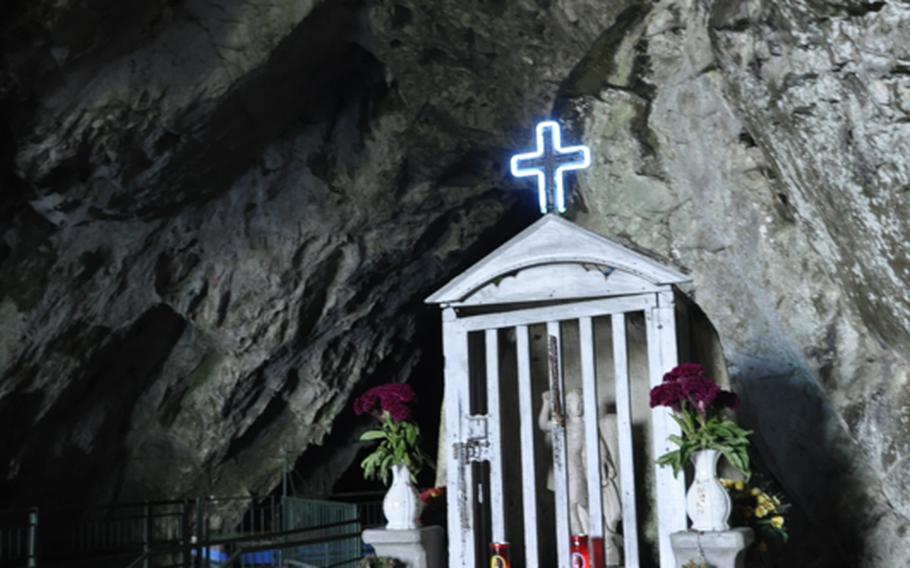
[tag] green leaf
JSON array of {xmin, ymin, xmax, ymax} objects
[
  {"xmin": 656, "ymin": 449, "xmax": 687, "ymax": 478},
  {"xmin": 362, "ymin": 453, "xmax": 379, "ymax": 480},
  {"xmin": 669, "ymin": 413, "xmax": 689, "ymax": 435},
  {"xmin": 360, "ymin": 430, "xmax": 387, "ymax": 442},
  {"xmin": 380, "ymin": 454, "xmax": 395, "ymax": 485}
]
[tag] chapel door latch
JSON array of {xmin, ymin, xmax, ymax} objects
[{"xmin": 454, "ymin": 415, "xmax": 490, "ymax": 463}]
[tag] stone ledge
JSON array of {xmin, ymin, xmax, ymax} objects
[
  {"xmin": 362, "ymin": 526, "xmax": 445, "ymax": 568},
  {"xmin": 671, "ymin": 528, "xmax": 754, "ymax": 568}
]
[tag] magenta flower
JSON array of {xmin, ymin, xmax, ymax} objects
[
  {"xmin": 353, "ymin": 392, "xmax": 378, "ymax": 416},
  {"xmin": 662, "ymin": 363, "xmax": 706, "ymax": 383},
  {"xmin": 649, "ymin": 381, "xmax": 683, "ymax": 410},
  {"xmin": 384, "ymin": 401, "xmax": 412, "ymax": 422},
  {"xmin": 650, "ymin": 364, "xmax": 739, "ymax": 418},
  {"xmin": 678, "ymin": 376, "xmax": 720, "ymax": 416},
  {"xmin": 353, "ymin": 383, "xmax": 417, "ymax": 422}
]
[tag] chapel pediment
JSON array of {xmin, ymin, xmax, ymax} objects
[{"xmin": 426, "ymin": 214, "xmax": 690, "ymax": 307}]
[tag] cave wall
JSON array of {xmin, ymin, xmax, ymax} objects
[
  {"xmin": 0, "ymin": 0, "xmax": 615, "ymax": 504},
  {"xmin": 564, "ymin": 0, "xmax": 910, "ymax": 565},
  {"xmin": 1, "ymin": 0, "xmax": 909, "ymax": 565}
]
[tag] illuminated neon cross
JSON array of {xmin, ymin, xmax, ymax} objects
[{"xmin": 510, "ymin": 120, "xmax": 591, "ymax": 214}]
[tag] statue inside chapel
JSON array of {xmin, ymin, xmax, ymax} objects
[{"xmin": 539, "ymin": 389, "xmax": 623, "ymax": 565}]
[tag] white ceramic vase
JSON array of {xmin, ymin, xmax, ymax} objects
[
  {"xmin": 383, "ymin": 463, "xmax": 421, "ymax": 530},
  {"xmin": 685, "ymin": 449, "xmax": 731, "ymax": 531}
]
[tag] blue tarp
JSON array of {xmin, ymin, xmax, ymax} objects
[{"xmin": 193, "ymin": 547, "xmax": 279, "ymax": 565}]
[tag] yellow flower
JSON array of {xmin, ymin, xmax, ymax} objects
[
  {"xmin": 751, "ymin": 488, "xmax": 761, "ymax": 496},
  {"xmin": 756, "ymin": 497, "xmax": 775, "ymax": 512},
  {"xmin": 734, "ymin": 480, "xmax": 745, "ymax": 491},
  {"xmin": 720, "ymin": 478, "xmax": 734, "ymax": 489},
  {"xmin": 771, "ymin": 516, "xmax": 784, "ymax": 529},
  {"xmin": 755, "ymin": 505, "xmax": 768, "ymax": 518}
]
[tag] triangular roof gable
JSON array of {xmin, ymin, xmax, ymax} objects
[{"xmin": 426, "ymin": 214, "xmax": 689, "ymax": 305}]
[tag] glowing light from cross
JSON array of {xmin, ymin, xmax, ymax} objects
[{"xmin": 510, "ymin": 120, "xmax": 591, "ymax": 214}]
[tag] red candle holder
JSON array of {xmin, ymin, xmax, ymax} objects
[
  {"xmin": 570, "ymin": 534, "xmax": 590, "ymax": 568},
  {"xmin": 490, "ymin": 542, "xmax": 510, "ymax": 568}
]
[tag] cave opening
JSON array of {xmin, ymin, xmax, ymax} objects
[{"xmin": 1, "ymin": 0, "xmax": 905, "ymax": 565}]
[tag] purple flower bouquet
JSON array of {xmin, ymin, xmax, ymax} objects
[
  {"xmin": 354, "ymin": 383, "xmax": 425, "ymax": 484},
  {"xmin": 650, "ymin": 364, "xmax": 751, "ymax": 478}
]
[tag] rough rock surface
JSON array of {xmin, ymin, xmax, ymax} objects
[
  {"xmin": 568, "ymin": 0, "xmax": 910, "ymax": 565},
  {"xmin": 0, "ymin": 0, "xmax": 612, "ymax": 504},
  {"xmin": 1, "ymin": 0, "xmax": 909, "ymax": 566}
]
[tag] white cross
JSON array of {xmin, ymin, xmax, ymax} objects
[{"xmin": 510, "ymin": 120, "xmax": 591, "ymax": 214}]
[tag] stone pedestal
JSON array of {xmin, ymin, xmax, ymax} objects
[
  {"xmin": 362, "ymin": 526, "xmax": 445, "ymax": 568},
  {"xmin": 670, "ymin": 528, "xmax": 753, "ymax": 568}
]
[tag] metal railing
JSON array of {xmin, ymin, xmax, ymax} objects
[
  {"xmin": 324, "ymin": 493, "xmax": 385, "ymax": 529},
  {"xmin": 0, "ymin": 508, "xmax": 37, "ymax": 567},
  {"xmin": 124, "ymin": 518, "xmax": 362, "ymax": 568},
  {"xmin": 0, "ymin": 494, "xmax": 373, "ymax": 568},
  {"xmin": 0, "ymin": 499, "xmax": 193, "ymax": 567}
]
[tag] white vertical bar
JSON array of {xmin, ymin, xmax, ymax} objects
[
  {"xmin": 515, "ymin": 325, "xmax": 540, "ymax": 568},
  {"xmin": 579, "ymin": 317, "xmax": 604, "ymax": 542},
  {"xmin": 646, "ymin": 291, "xmax": 687, "ymax": 568},
  {"xmin": 547, "ymin": 321, "xmax": 570, "ymax": 568},
  {"xmin": 443, "ymin": 311, "xmax": 475, "ymax": 568},
  {"xmin": 485, "ymin": 329, "xmax": 506, "ymax": 544},
  {"xmin": 612, "ymin": 313, "xmax": 640, "ymax": 566}
]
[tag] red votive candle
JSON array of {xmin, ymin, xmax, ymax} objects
[
  {"xmin": 490, "ymin": 542, "xmax": 510, "ymax": 568},
  {"xmin": 570, "ymin": 534, "xmax": 590, "ymax": 568}
]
